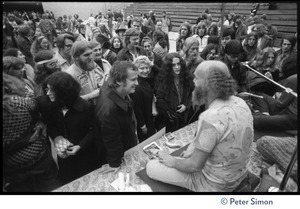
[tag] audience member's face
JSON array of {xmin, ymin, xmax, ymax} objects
[
  {"xmin": 17, "ymin": 50, "xmax": 26, "ymax": 63},
  {"xmin": 187, "ymin": 44, "xmax": 199, "ymax": 60},
  {"xmin": 131, "ymin": 21, "xmax": 141, "ymax": 31},
  {"xmin": 7, "ymin": 64, "xmax": 24, "ymax": 80},
  {"xmin": 198, "ymin": 28, "xmax": 205, "ymax": 36},
  {"xmin": 172, "ymin": 57, "xmax": 181, "ymax": 75},
  {"xmin": 91, "ymin": 45, "xmax": 102, "ymax": 61},
  {"xmin": 222, "ymin": 35, "xmax": 231, "ymax": 47},
  {"xmin": 282, "ymin": 39, "xmax": 292, "ymax": 53},
  {"xmin": 226, "ymin": 53, "xmax": 240, "ymax": 64},
  {"xmin": 80, "ymin": 27, "xmax": 86, "ymax": 35},
  {"xmin": 143, "ymin": 41, "xmax": 153, "ymax": 54},
  {"xmin": 62, "ymin": 38, "xmax": 74, "ymax": 55},
  {"xmin": 128, "ymin": 35, "xmax": 140, "ymax": 48},
  {"xmin": 44, "ymin": 59, "xmax": 60, "ymax": 72},
  {"xmin": 46, "ymin": 84, "xmax": 55, "ymax": 102},
  {"xmin": 247, "ymin": 36, "xmax": 256, "ymax": 47},
  {"xmin": 93, "ymin": 30, "xmax": 100, "ymax": 37},
  {"xmin": 120, "ymin": 68, "xmax": 138, "ymax": 95},
  {"xmin": 118, "ymin": 31, "xmax": 125, "ymax": 39},
  {"xmin": 156, "ymin": 22, "xmax": 162, "ymax": 31},
  {"xmin": 137, "ymin": 63, "xmax": 150, "ymax": 78},
  {"xmin": 113, "ymin": 38, "xmax": 121, "ymax": 49},
  {"xmin": 266, "ymin": 53, "xmax": 275, "ymax": 66},
  {"xmin": 206, "ymin": 49, "xmax": 217, "ymax": 60},
  {"xmin": 180, "ymin": 26, "xmax": 188, "ymax": 36},
  {"xmin": 77, "ymin": 48, "xmax": 94, "ymax": 71},
  {"xmin": 162, "ymin": 13, "xmax": 166, "ymax": 18},
  {"xmin": 40, "ymin": 38, "xmax": 49, "ymax": 49}
]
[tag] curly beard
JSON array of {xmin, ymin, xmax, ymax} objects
[
  {"xmin": 78, "ymin": 59, "xmax": 95, "ymax": 71},
  {"xmin": 192, "ymin": 85, "xmax": 208, "ymax": 106}
]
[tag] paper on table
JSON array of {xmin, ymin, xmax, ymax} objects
[{"xmin": 110, "ymin": 175, "xmax": 137, "ymax": 192}]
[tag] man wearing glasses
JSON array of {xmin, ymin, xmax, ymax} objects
[
  {"xmin": 220, "ymin": 39, "xmax": 247, "ymax": 93},
  {"xmin": 54, "ymin": 33, "xmax": 75, "ymax": 72}
]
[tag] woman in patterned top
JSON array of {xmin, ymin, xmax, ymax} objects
[{"xmin": 3, "ymin": 73, "xmax": 60, "ymax": 192}]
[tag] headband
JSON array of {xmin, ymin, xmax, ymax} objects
[{"xmin": 36, "ymin": 57, "xmax": 57, "ymax": 65}]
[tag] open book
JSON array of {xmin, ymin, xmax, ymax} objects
[{"xmin": 143, "ymin": 141, "xmax": 162, "ymax": 160}]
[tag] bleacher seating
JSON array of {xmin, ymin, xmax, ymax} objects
[{"xmin": 124, "ymin": 2, "xmax": 297, "ymax": 47}]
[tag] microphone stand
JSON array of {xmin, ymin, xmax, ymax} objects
[{"xmin": 242, "ymin": 62, "xmax": 298, "ymax": 98}]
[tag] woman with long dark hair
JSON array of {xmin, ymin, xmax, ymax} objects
[
  {"xmin": 36, "ymin": 71, "xmax": 98, "ymax": 184},
  {"xmin": 155, "ymin": 52, "xmax": 194, "ymax": 132}
]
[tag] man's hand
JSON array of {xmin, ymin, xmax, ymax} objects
[
  {"xmin": 66, "ymin": 145, "xmax": 81, "ymax": 156},
  {"xmin": 140, "ymin": 125, "xmax": 148, "ymax": 134},
  {"xmin": 98, "ymin": 164, "xmax": 121, "ymax": 175},
  {"xmin": 176, "ymin": 104, "xmax": 186, "ymax": 113},
  {"xmin": 158, "ymin": 152, "xmax": 175, "ymax": 168}
]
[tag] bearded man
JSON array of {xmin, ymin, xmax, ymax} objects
[
  {"xmin": 66, "ymin": 41, "xmax": 105, "ymax": 104},
  {"xmin": 146, "ymin": 60, "xmax": 254, "ymax": 192}
]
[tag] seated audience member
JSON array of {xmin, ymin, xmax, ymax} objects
[
  {"xmin": 155, "ymin": 53, "xmax": 194, "ymax": 132},
  {"xmin": 36, "ymin": 72, "xmax": 98, "ymax": 184},
  {"xmin": 181, "ymin": 36, "xmax": 204, "ymax": 75},
  {"xmin": 117, "ymin": 28, "xmax": 146, "ymax": 62},
  {"xmin": 247, "ymin": 47, "xmax": 279, "ymax": 96},
  {"xmin": 192, "ymin": 21, "xmax": 209, "ymax": 53},
  {"xmin": 207, "ymin": 22, "xmax": 218, "ymax": 37},
  {"xmin": 66, "ymin": 41, "xmax": 106, "ymax": 105},
  {"xmin": 265, "ymin": 24, "xmax": 278, "ymax": 47},
  {"xmin": 3, "ymin": 73, "xmax": 61, "ymax": 192},
  {"xmin": 200, "ymin": 43, "xmax": 219, "ymax": 60},
  {"xmin": 130, "ymin": 56, "xmax": 157, "ymax": 142},
  {"xmin": 219, "ymin": 27, "xmax": 235, "ymax": 59},
  {"xmin": 232, "ymin": 14, "xmax": 247, "ymax": 42},
  {"xmin": 94, "ymin": 61, "xmax": 139, "ymax": 172},
  {"xmin": 242, "ymin": 31, "xmax": 261, "ymax": 62},
  {"xmin": 251, "ymin": 55, "xmax": 297, "ymax": 131},
  {"xmin": 3, "ymin": 47, "xmax": 35, "ymax": 81},
  {"xmin": 176, "ymin": 21, "xmax": 192, "ymax": 52},
  {"xmin": 274, "ymin": 35, "xmax": 297, "ymax": 75},
  {"xmin": 3, "ymin": 56, "xmax": 35, "ymax": 99},
  {"xmin": 252, "ymin": 24, "xmax": 272, "ymax": 50},
  {"xmin": 34, "ymin": 50, "xmax": 61, "ymax": 97},
  {"xmin": 220, "ymin": 40, "xmax": 247, "ymax": 93},
  {"xmin": 54, "ymin": 33, "xmax": 75, "ymax": 72},
  {"xmin": 146, "ymin": 60, "xmax": 254, "ymax": 192},
  {"xmin": 95, "ymin": 34, "xmax": 117, "ymax": 66},
  {"xmin": 30, "ymin": 35, "xmax": 53, "ymax": 58},
  {"xmin": 110, "ymin": 36, "xmax": 123, "ymax": 55},
  {"xmin": 152, "ymin": 30, "xmax": 168, "ymax": 60}
]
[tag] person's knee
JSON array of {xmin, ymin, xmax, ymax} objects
[{"xmin": 146, "ymin": 159, "xmax": 160, "ymax": 178}]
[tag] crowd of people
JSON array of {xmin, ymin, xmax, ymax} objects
[{"xmin": 3, "ymin": 4, "xmax": 297, "ymax": 192}]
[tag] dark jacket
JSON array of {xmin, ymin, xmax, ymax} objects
[
  {"xmin": 220, "ymin": 56, "xmax": 247, "ymax": 93},
  {"xmin": 94, "ymin": 82, "xmax": 138, "ymax": 167},
  {"xmin": 117, "ymin": 46, "xmax": 146, "ymax": 62},
  {"xmin": 16, "ymin": 34, "xmax": 35, "ymax": 68},
  {"xmin": 103, "ymin": 49, "xmax": 117, "ymax": 66},
  {"xmin": 130, "ymin": 77, "xmax": 156, "ymax": 142},
  {"xmin": 156, "ymin": 79, "xmax": 193, "ymax": 132},
  {"xmin": 36, "ymin": 96, "xmax": 97, "ymax": 183}
]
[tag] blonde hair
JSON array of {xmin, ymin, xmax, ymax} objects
[{"xmin": 133, "ymin": 55, "xmax": 151, "ymax": 68}]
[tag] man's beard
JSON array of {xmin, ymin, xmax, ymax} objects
[
  {"xmin": 78, "ymin": 59, "xmax": 95, "ymax": 71},
  {"xmin": 192, "ymin": 85, "xmax": 207, "ymax": 106}
]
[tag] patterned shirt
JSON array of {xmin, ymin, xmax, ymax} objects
[{"xmin": 184, "ymin": 96, "xmax": 253, "ymax": 188}]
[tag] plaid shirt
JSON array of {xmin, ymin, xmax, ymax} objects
[{"xmin": 3, "ymin": 96, "xmax": 47, "ymax": 173}]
